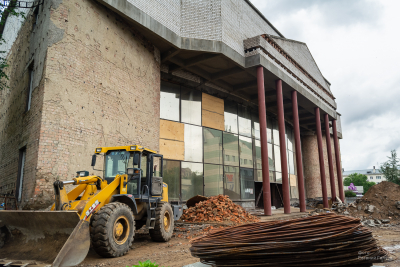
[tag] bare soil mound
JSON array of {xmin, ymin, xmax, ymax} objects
[
  {"xmin": 347, "ymin": 181, "xmax": 400, "ymax": 221},
  {"xmin": 179, "ymin": 195, "xmax": 260, "ymax": 224}
]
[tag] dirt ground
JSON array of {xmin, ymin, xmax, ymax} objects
[
  {"xmin": 78, "ymin": 221, "xmax": 400, "ymax": 267},
  {"xmin": 79, "ymin": 223, "xmax": 221, "ymax": 267}
]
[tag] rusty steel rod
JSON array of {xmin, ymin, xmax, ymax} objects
[{"xmin": 190, "ymin": 213, "xmax": 389, "ymax": 267}]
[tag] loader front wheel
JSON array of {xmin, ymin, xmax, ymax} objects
[
  {"xmin": 90, "ymin": 202, "xmax": 135, "ymax": 257},
  {"xmin": 149, "ymin": 203, "xmax": 174, "ymax": 242}
]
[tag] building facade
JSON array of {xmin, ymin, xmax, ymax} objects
[
  {"xmin": 0, "ymin": 0, "xmax": 344, "ymax": 212},
  {"xmin": 343, "ymin": 167, "xmax": 386, "ymax": 185}
]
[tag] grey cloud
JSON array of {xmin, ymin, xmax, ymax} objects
[{"xmin": 261, "ymin": 0, "xmax": 383, "ymax": 28}]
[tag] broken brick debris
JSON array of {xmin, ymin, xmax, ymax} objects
[{"xmin": 180, "ymin": 195, "xmax": 260, "ymax": 224}]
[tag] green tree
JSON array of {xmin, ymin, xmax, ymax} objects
[
  {"xmin": 380, "ymin": 150, "xmax": 400, "ymax": 185},
  {"xmin": 343, "ymin": 173, "xmax": 376, "ymax": 195},
  {"xmin": 0, "ymin": 0, "xmax": 26, "ymax": 91}
]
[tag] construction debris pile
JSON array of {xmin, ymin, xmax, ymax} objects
[
  {"xmin": 180, "ymin": 195, "xmax": 260, "ymax": 224},
  {"xmin": 336, "ymin": 181, "xmax": 400, "ymax": 227},
  {"xmin": 190, "ymin": 213, "xmax": 390, "ymax": 266}
]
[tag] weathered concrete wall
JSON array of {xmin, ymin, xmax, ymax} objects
[
  {"xmin": 302, "ymin": 133, "xmax": 343, "ymax": 200},
  {"xmin": 30, "ymin": 0, "xmax": 160, "ymax": 208}
]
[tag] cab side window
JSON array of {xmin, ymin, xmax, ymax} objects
[{"xmin": 141, "ymin": 154, "xmax": 147, "ymax": 177}]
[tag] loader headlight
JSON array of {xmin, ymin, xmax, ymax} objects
[
  {"xmin": 130, "ymin": 146, "xmax": 137, "ymax": 151},
  {"xmin": 77, "ymin": 171, "xmax": 89, "ymax": 177},
  {"xmin": 96, "ymin": 148, "xmax": 102, "ymax": 153},
  {"xmin": 127, "ymin": 168, "xmax": 134, "ymax": 175}
]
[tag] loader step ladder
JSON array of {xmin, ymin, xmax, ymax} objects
[
  {"xmin": 146, "ymin": 200, "xmax": 157, "ymax": 230},
  {"xmin": 142, "ymin": 185, "xmax": 157, "ymax": 229}
]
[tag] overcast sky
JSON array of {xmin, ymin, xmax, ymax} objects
[{"xmin": 250, "ymin": 0, "xmax": 400, "ymax": 171}]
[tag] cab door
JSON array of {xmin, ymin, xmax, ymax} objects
[{"xmin": 149, "ymin": 154, "xmax": 163, "ymax": 196}]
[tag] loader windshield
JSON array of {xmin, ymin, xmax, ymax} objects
[{"xmin": 104, "ymin": 151, "xmax": 133, "ymax": 179}]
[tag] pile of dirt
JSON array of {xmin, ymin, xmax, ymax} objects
[
  {"xmin": 180, "ymin": 195, "xmax": 260, "ymax": 224},
  {"xmin": 344, "ymin": 181, "xmax": 400, "ymax": 222}
]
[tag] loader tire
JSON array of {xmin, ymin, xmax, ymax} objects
[
  {"xmin": 149, "ymin": 203, "xmax": 174, "ymax": 242},
  {"xmin": 90, "ymin": 202, "xmax": 135, "ymax": 257}
]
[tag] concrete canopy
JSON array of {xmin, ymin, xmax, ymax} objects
[{"xmin": 95, "ymin": 0, "xmax": 342, "ymax": 138}]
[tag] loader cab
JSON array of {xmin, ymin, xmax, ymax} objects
[{"xmin": 94, "ymin": 146, "xmax": 164, "ymax": 199}]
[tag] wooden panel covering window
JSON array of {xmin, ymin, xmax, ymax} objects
[
  {"xmin": 202, "ymin": 93, "xmax": 224, "ymax": 131},
  {"xmin": 159, "ymin": 119, "xmax": 184, "ymax": 160}
]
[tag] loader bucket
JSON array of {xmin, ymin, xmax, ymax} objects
[{"xmin": 0, "ymin": 210, "xmax": 90, "ymax": 267}]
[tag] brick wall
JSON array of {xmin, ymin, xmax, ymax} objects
[
  {"xmin": 0, "ymin": 13, "xmax": 44, "ymax": 207},
  {"xmin": 30, "ymin": 0, "xmax": 160, "ymax": 208},
  {"xmin": 0, "ymin": 0, "xmax": 161, "ymax": 209},
  {"xmin": 302, "ymin": 133, "xmax": 343, "ymax": 200}
]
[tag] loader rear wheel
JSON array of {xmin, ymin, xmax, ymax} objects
[
  {"xmin": 149, "ymin": 203, "xmax": 174, "ymax": 242},
  {"xmin": 90, "ymin": 202, "xmax": 135, "ymax": 257}
]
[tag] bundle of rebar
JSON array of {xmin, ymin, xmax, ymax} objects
[{"xmin": 190, "ymin": 213, "xmax": 390, "ymax": 266}]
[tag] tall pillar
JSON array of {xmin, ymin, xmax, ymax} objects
[
  {"xmin": 257, "ymin": 66, "xmax": 272, "ymax": 216},
  {"xmin": 315, "ymin": 107, "xmax": 329, "ymax": 208},
  {"xmin": 291, "ymin": 91, "xmax": 306, "ymax": 212},
  {"xmin": 324, "ymin": 114, "xmax": 336, "ymax": 201},
  {"xmin": 332, "ymin": 119, "xmax": 345, "ymax": 201},
  {"xmin": 276, "ymin": 79, "xmax": 291, "ymax": 214}
]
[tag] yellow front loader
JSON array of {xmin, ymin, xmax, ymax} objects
[{"xmin": 0, "ymin": 146, "xmax": 182, "ymax": 267}]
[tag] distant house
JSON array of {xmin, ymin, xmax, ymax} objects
[{"xmin": 343, "ymin": 166, "xmax": 386, "ymax": 184}]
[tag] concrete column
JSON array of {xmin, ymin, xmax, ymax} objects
[
  {"xmin": 276, "ymin": 79, "xmax": 290, "ymax": 214},
  {"xmin": 291, "ymin": 91, "xmax": 306, "ymax": 212},
  {"xmin": 332, "ymin": 119, "xmax": 345, "ymax": 201},
  {"xmin": 257, "ymin": 66, "xmax": 272, "ymax": 216},
  {"xmin": 324, "ymin": 114, "xmax": 336, "ymax": 201},
  {"xmin": 315, "ymin": 107, "xmax": 329, "ymax": 208}
]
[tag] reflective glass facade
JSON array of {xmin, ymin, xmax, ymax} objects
[{"xmin": 160, "ymin": 81, "xmax": 300, "ymax": 201}]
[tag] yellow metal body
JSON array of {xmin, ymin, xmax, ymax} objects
[
  {"xmin": 162, "ymin": 183, "xmax": 168, "ymax": 202},
  {"xmin": 94, "ymin": 145, "xmax": 156, "ymax": 154}
]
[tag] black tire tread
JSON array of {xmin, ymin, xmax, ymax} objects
[
  {"xmin": 149, "ymin": 202, "xmax": 174, "ymax": 242},
  {"xmin": 90, "ymin": 202, "xmax": 135, "ymax": 257}
]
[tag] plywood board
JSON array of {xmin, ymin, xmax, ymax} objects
[
  {"xmin": 290, "ymin": 174, "xmax": 297, "ymax": 187},
  {"xmin": 202, "ymin": 93, "xmax": 224, "ymax": 115},
  {"xmin": 202, "ymin": 110, "xmax": 224, "ymax": 131},
  {"xmin": 159, "ymin": 139, "xmax": 184, "ymax": 161},
  {"xmin": 160, "ymin": 119, "xmax": 184, "ymax": 141}
]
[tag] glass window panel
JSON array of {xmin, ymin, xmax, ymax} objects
[
  {"xmin": 272, "ymin": 120, "xmax": 280, "ymax": 145},
  {"xmin": 254, "ymin": 140, "xmax": 274, "ymax": 171},
  {"xmin": 252, "ymin": 114, "xmax": 272, "ymax": 143},
  {"xmin": 288, "ymin": 151, "xmax": 295, "ymax": 175},
  {"xmin": 223, "ymin": 132, "xmax": 239, "ymax": 166},
  {"xmin": 224, "ymin": 166, "xmax": 240, "ymax": 199},
  {"xmin": 160, "ymin": 81, "xmax": 180, "ymax": 121},
  {"xmin": 240, "ymin": 168, "xmax": 254, "ymax": 199},
  {"xmin": 238, "ymin": 105, "xmax": 251, "ymax": 137},
  {"xmin": 291, "ymin": 186, "xmax": 299, "ymax": 199},
  {"xmin": 204, "ymin": 164, "xmax": 223, "ymax": 197},
  {"xmin": 275, "ymin": 172, "xmax": 282, "ymax": 184},
  {"xmin": 251, "ymin": 112, "xmax": 260, "ymax": 140},
  {"xmin": 181, "ymin": 162, "xmax": 203, "ymax": 200},
  {"xmin": 204, "ymin": 128, "xmax": 223, "ymax": 164},
  {"xmin": 224, "ymin": 100, "xmax": 238, "ymax": 134},
  {"xmin": 255, "ymin": 169, "xmax": 274, "ymax": 182},
  {"xmin": 184, "ymin": 124, "xmax": 203, "ymax": 162},
  {"xmin": 239, "ymin": 136, "xmax": 253, "ymax": 168},
  {"xmin": 163, "ymin": 160, "xmax": 180, "ymax": 200},
  {"xmin": 267, "ymin": 117, "xmax": 273, "ymax": 143},
  {"xmin": 287, "ymin": 125, "xmax": 293, "ymax": 151},
  {"xmin": 181, "ymin": 87, "xmax": 202, "ymax": 125},
  {"xmin": 274, "ymin": 145, "xmax": 281, "ymax": 172}
]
